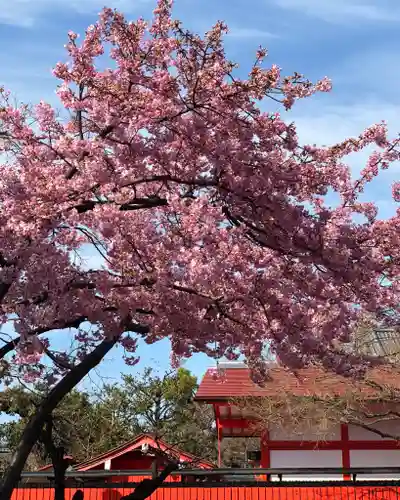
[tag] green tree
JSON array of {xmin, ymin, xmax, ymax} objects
[
  {"xmin": 0, "ymin": 368, "xmax": 216, "ymax": 468},
  {"xmin": 0, "ymin": 385, "xmax": 128, "ymax": 468},
  {"xmin": 98, "ymin": 368, "xmax": 217, "ymax": 461}
]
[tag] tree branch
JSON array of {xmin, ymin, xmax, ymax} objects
[
  {"xmin": 66, "ymin": 124, "xmax": 117, "ymax": 180},
  {"xmin": 119, "ymin": 175, "xmax": 217, "ymax": 190},
  {"xmin": 0, "ymin": 335, "xmax": 120, "ymax": 500},
  {"xmin": 0, "ymin": 316, "xmax": 88, "ymax": 361},
  {"xmin": 43, "ymin": 348, "xmax": 75, "ymax": 371},
  {"xmin": 353, "ymin": 422, "xmax": 400, "ymax": 441},
  {"xmin": 120, "ymin": 461, "xmax": 179, "ymax": 500},
  {"xmin": 0, "ymin": 314, "xmax": 149, "ymax": 363},
  {"xmin": 73, "ymin": 196, "xmax": 168, "ymax": 214}
]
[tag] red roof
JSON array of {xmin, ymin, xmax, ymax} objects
[
  {"xmin": 194, "ymin": 366, "xmax": 400, "ymax": 401},
  {"xmin": 75, "ymin": 433, "xmax": 215, "ymax": 471}
]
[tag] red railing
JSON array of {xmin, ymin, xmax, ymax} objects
[
  {"xmin": 11, "ymin": 468, "xmax": 400, "ymax": 500},
  {"xmin": 11, "ymin": 483, "xmax": 400, "ymax": 500}
]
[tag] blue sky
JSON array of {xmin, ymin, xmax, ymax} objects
[{"xmin": 1, "ymin": 0, "xmax": 400, "ymax": 388}]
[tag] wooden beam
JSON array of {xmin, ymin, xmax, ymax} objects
[
  {"xmin": 267, "ymin": 440, "xmax": 400, "ymax": 450},
  {"xmin": 218, "ymin": 418, "xmax": 257, "ymax": 429}
]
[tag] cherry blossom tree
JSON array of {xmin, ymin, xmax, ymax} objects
[{"xmin": 0, "ymin": 0, "xmax": 400, "ymax": 496}]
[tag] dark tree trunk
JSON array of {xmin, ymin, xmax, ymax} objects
[
  {"xmin": 151, "ymin": 459, "xmax": 158, "ymax": 479},
  {"xmin": 0, "ymin": 337, "xmax": 118, "ymax": 500},
  {"xmin": 40, "ymin": 416, "xmax": 70, "ymax": 500},
  {"xmin": 120, "ymin": 462, "xmax": 178, "ymax": 500},
  {"xmin": 53, "ymin": 451, "xmax": 69, "ymax": 500}
]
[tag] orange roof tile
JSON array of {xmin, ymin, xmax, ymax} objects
[{"xmin": 194, "ymin": 366, "xmax": 400, "ymax": 401}]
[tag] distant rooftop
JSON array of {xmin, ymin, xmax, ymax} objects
[
  {"xmin": 214, "ymin": 360, "xmax": 278, "ymax": 369},
  {"xmin": 215, "ymin": 361, "xmax": 247, "ymax": 369}
]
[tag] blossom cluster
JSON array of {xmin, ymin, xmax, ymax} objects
[{"xmin": 0, "ymin": 0, "xmax": 398, "ymax": 381}]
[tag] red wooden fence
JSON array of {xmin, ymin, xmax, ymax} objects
[{"xmin": 11, "ymin": 484, "xmax": 400, "ymax": 500}]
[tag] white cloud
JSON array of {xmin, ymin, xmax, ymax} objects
[
  {"xmin": 288, "ymin": 44, "xmax": 400, "ymax": 158},
  {"xmin": 291, "ymin": 100, "xmax": 400, "ymax": 148},
  {"xmin": 288, "ymin": 99, "xmax": 400, "ymax": 174},
  {"xmin": 271, "ymin": 0, "xmax": 400, "ymax": 24},
  {"xmin": 287, "ymin": 98, "xmax": 400, "ymax": 218},
  {"xmin": 0, "ymin": 0, "xmax": 150, "ymax": 27}
]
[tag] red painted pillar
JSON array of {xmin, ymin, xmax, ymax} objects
[
  {"xmin": 261, "ymin": 429, "xmax": 270, "ymax": 468},
  {"xmin": 217, "ymin": 416, "xmax": 223, "ymax": 467},
  {"xmin": 260, "ymin": 429, "xmax": 270, "ymax": 481},
  {"xmin": 341, "ymin": 423, "xmax": 351, "ymax": 480},
  {"xmin": 213, "ymin": 404, "xmax": 224, "ymax": 468}
]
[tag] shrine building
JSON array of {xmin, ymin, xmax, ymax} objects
[{"xmin": 195, "ymin": 362, "xmax": 400, "ymax": 481}]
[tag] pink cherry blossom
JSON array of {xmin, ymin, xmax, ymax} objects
[{"xmin": 0, "ymin": 0, "xmax": 398, "ymax": 383}]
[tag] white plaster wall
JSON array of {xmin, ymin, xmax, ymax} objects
[
  {"xmin": 270, "ymin": 450, "xmax": 342, "ymax": 481},
  {"xmin": 269, "ymin": 423, "xmax": 341, "ymax": 441},
  {"xmin": 350, "ymin": 450, "xmax": 400, "ymax": 480},
  {"xmin": 348, "ymin": 420, "xmax": 400, "ymax": 441},
  {"xmin": 263, "ymin": 420, "xmax": 400, "ymax": 481}
]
